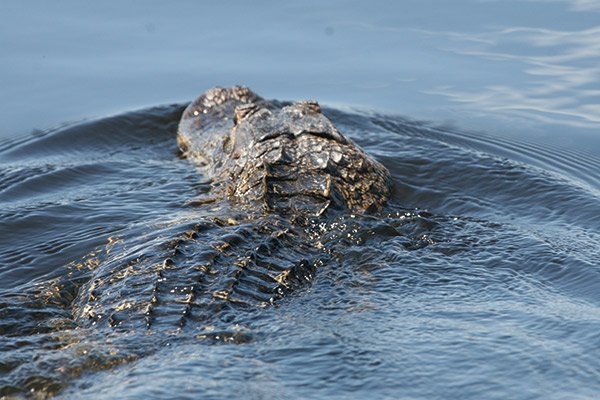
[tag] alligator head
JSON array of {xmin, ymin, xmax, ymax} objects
[{"xmin": 178, "ymin": 86, "xmax": 392, "ymax": 215}]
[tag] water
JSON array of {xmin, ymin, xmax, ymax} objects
[
  {"xmin": 1, "ymin": 0, "xmax": 599, "ymax": 152},
  {"xmin": 1, "ymin": 1, "xmax": 599, "ymax": 399}
]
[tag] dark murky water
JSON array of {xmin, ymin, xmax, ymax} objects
[{"xmin": 1, "ymin": 102, "xmax": 599, "ymax": 399}]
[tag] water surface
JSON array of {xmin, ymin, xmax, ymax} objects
[
  {"xmin": 1, "ymin": 101, "xmax": 599, "ymax": 399},
  {"xmin": 1, "ymin": 0, "xmax": 599, "ymax": 151},
  {"xmin": 1, "ymin": 1, "xmax": 599, "ymax": 399}
]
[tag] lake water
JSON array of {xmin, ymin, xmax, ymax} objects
[{"xmin": 1, "ymin": 1, "xmax": 599, "ymax": 399}]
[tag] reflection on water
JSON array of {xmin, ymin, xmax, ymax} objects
[
  {"xmin": 423, "ymin": 24, "xmax": 600, "ymax": 128},
  {"xmin": 513, "ymin": 0, "xmax": 600, "ymax": 11},
  {"xmin": 0, "ymin": 0, "xmax": 598, "ymax": 153}
]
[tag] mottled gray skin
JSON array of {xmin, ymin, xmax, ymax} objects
[
  {"xmin": 0, "ymin": 88, "xmax": 395, "ymax": 397},
  {"xmin": 70, "ymin": 87, "xmax": 393, "ymax": 331},
  {"xmin": 178, "ymin": 86, "xmax": 392, "ymax": 215}
]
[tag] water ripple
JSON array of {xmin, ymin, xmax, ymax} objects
[
  {"xmin": 421, "ymin": 24, "xmax": 600, "ymax": 128},
  {"xmin": 0, "ymin": 104, "xmax": 599, "ymax": 399}
]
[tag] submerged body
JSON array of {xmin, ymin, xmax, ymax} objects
[
  {"xmin": 0, "ymin": 87, "xmax": 395, "ymax": 397},
  {"xmin": 2, "ymin": 87, "xmax": 598, "ymax": 400},
  {"xmin": 71, "ymin": 87, "xmax": 392, "ymax": 331}
]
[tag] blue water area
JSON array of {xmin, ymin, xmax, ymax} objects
[
  {"xmin": 1, "ymin": 0, "xmax": 599, "ymax": 152},
  {"xmin": 1, "ymin": 1, "xmax": 599, "ymax": 399}
]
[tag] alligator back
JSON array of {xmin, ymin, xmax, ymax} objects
[
  {"xmin": 72, "ymin": 87, "xmax": 392, "ymax": 331},
  {"xmin": 0, "ymin": 87, "xmax": 393, "ymax": 397},
  {"xmin": 72, "ymin": 211, "xmax": 324, "ymax": 333}
]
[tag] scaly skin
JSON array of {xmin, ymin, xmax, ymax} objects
[
  {"xmin": 70, "ymin": 87, "xmax": 393, "ymax": 331},
  {"xmin": 0, "ymin": 87, "xmax": 394, "ymax": 397},
  {"xmin": 178, "ymin": 86, "xmax": 392, "ymax": 215},
  {"xmin": 70, "ymin": 87, "xmax": 392, "ymax": 331}
]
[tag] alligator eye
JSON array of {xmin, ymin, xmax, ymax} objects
[
  {"xmin": 234, "ymin": 103, "xmax": 258, "ymax": 125},
  {"xmin": 231, "ymin": 86, "xmax": 254, "ymax": 102},
  {"xmin": 202, "ymin": 87, "xmax": 228, "ymax": 107}
]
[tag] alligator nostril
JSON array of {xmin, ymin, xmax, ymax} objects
[
  {"xmin": 234, "ymin": 103, "xmax": 258, "ymax": 125},
  {"xmin": 297, "ymin": 100, "xmax": 321, "ymax": 114}
]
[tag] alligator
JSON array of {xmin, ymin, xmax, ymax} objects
[
  {"xmin": 177, "ymin": 86, "xmax": 391, "ymax": 214},
  {"xmin": 66, "ymin": 86, "xmax": 392, "ymax": 333},
  {"xmin": 0, "ymin": 87, "xmax": 393, "ymax": 397}
]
